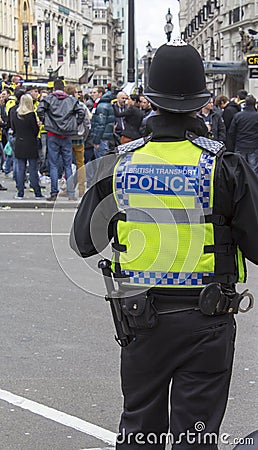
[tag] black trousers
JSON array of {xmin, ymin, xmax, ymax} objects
[{"xmin": 116, "ymin": 309, "xmax": 236, "ymax": 449}]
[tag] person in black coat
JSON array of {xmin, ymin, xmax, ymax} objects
[
  {"xmin": 199, "ymin": 96, "xmax": 226, "ymax": 143},
  {"xmin": 227, "ymin": 94, "xmax": 258, "ymax": 176},
  {"xmin": 11, "ymin": 94, "xmax": 43, "ymax": 199},
  {"xmin": 215, "ymin": 95, "xmax": 240, "ymax": 130},
  {"xmin": 215, "ymin": 95, "xmax": 241, "ymax": 150},
  {"xmin": 114, "ymin": 94, "xmax": 144, "ymax": 144}
]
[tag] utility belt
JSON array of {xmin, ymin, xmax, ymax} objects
[
  {"xmin": 98, "ymin": 260, "xmax": 254, "ymax": 347},
  {"xmin": 120, "ymin": 282, "xmax": 254, "ymax": 320}
]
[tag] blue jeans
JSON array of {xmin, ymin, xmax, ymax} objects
[
  {"xmin": 89, "ymin": 141, "xmax": 111, "ymax": 187},
  {"xmin": 0, "ymin": 142, "xmax": 4, "ymax": 170},
  {"xmin": 16, "ymin": 158, "xmax": 41, "ymax": 197},
  {"xmin": 94, "ymin": 140, "xmax": 110, "ymax": 159},
  {"xmin": 47, "ymin": 135, "xmax": 75, "ymax": 196},
  {"xmin": 236, "ymin": 149, "xmax": 258, "ymax": 177},
  {"xmin": 38, "ymin": 134, "xmax": 48, "ymax": 174},
  {"xmin": 4, "ymin": 154, "xmax": 13, "ymax": 175}
]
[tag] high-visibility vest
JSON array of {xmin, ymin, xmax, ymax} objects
[
  {"xmin": 112, "ymin": 136, "xmax": 246, "ymax": 288},
  {"xmin": 5, "ymin": 97, "xmax": 16, "ymax": 115}
]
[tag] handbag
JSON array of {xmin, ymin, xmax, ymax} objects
[{"xmin": 3, "ymin": 141, "xmax": 12, "ymax": 156}]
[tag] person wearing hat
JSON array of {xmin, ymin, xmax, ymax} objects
[{"xmin": 70, "ymin": 40, "xmax": 258, "ymax": 449}]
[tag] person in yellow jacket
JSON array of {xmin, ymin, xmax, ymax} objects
[
  {"xmin": 1, "ymin": 72, "xmax": 10, "ymax": 91},
  {"xmin": 8, "ymin": 74, "xmax": 23, "ymax": 94},
  {"xmin": 70, "ymin": 41, "xmax": 258, "ymax": 449},
  {"xmin": 5, "ymin": 91, "xmax": 16, "ymax": 115}
]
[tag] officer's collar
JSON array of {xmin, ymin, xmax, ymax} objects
[{"xmin": 147, "ymin": 113, "xmax": 207, "ymax": 141}]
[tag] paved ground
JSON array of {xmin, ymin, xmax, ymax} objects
[{"xmin": 0, "ymin": 171, "xmax": 81, "ymax": 209}]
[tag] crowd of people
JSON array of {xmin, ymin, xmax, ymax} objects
[{"xmin": 0, "ymin": 71, "xmax": 257, "ymax": 199}]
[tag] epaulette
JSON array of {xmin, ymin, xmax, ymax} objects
[
  {"xmin": 117, "ymin": 134, "xmax": 152, "ymax": 155},
  {"xmin": 186, "ymin": 131, "xmax": 225, "ymax": 157}
]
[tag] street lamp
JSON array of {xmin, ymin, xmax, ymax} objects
[
  {"xmin": 23, "ymin": 57, "xmax": 29, "ymax": 81},
  {"xmin": 47, "ymin": 64, "xmax": 54, "ymax": 81},
  {"xmin": 146, "ymin": 41, "xmax": 152, "ymax": 65},
  {"xmin": 146, "ymin": 41, "xmax": 152, "ymax": 71},
  {"xmin": 128, "ymin": 0, "xmax": 135, "ymax": 82},
  {"xmin": 164, "ymin": 8, "xmax": 173, "ymax": 43},
  {"xmin": 145, "ymin": 41, "xmax": 153, "ymax": 87}
]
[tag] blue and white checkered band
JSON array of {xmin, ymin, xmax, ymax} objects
[
  {"xmin": 115, "ymin": 153, "xmax": 134, "ymax": 207},
  {"xmin": 121, "ymin": 270, "xmax": 214, "ymax": 286},
  {"xmin": 192, "ymin": 136, "xmax": 225, "ymax": 155},
  {"xmin": 117, "ymin": 137, "xmax": 146, "ymax": 155},
  {"xmin": 197, "ymin": 151, "xmax": 215, "ymax": 210}
]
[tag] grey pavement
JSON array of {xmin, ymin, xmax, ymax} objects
[{"xmin": 0, "ymin": 171, "xmax": 82, "ymax": 209}]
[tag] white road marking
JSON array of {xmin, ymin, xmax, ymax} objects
[
  {"xmin": 0, "ymin": 233, "xmax": 69, "ymax": 236},
  {"xmin": 0, "ymin": 209, "xmax": 74, "ymax": 212},
  {"xmin": 0, "ymin": 389, "xmax": 116, "ymax": 446},
  {"xmin": 0, "ymin": 209, "xmax": 75, "ymax": 213}
]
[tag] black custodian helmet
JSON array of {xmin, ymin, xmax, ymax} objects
[{"xmin": 144, "ymin": 40, "xmax": 210, "ymax": 113}]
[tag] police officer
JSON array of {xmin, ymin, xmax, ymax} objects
[{"xmin": 70, "ymin": 41, "xmax": 258, "ymax": 449}]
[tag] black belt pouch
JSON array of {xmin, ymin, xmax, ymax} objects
[{"xmin": 120, "ymin": 292, "xmax": 158, "ymax": 329}]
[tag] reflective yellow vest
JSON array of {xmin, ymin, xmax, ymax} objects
[{"xmin": 112, "ymin": 136, "xmax": 246, "ymax": 288}]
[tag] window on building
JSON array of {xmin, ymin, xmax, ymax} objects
[
  {"xmin": 229, "ymin": 6, "xmax": 244, "ymax": 24},
  {"xmin": 201, "ymin": 43, "xmax": 204, "ymax": 59},
  {"xmin": 101, "ymin": 10, "xmax": 106, "ymax": 18},
  {"xmin": 210, "ymin": 37, "xmax": 215, "ymax": 59},
  {"xmin": 102, "ymin": 39, "xmax": 107, "ymax": 52},
  {"xmin": 233, "ymin": 7, "xmax": 240, "ymax": 22},
  {"xmin": 102, "ymin": 26, "xmax": 106, "ymax": 34},
  {"xmin": 216, "ymin": 38, "xmax": 221, "ymax": 60},
  {"xmin": 102, "ymin": 57, "xmax": 106, "ymax": 66},
  {"xmin": 122, "ymin": 7, "xmax": 124, "ymax": 17}
]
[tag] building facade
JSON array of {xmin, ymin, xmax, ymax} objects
[
  {"xmin": 0, "ymin": 0, "xmax": 123, "ymax": 89},
  {"xmin": 0, "ymin": 0, "xmax": 24, "ymax": 76},
  {"xmin": 34, "ymin": 0, "xmax": 93, "ymax": 83},
  {"xmin": 91, "ymin": 0, "xmax": 123, "ymax": 89},
  {"xmin": 179, "ymin": 0, "xmax": 258, "ymax": 98}
]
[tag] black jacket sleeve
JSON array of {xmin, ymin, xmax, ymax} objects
[
  {"xmin": 36, "ymin": 100, "xmax": 47, "ymax": 123},
  {"xmin": 216, "ymin": 152, "xmax": 258, "ymax": 264},
  {"xmin": 70, "ymin": 153, "xmax": 119, "ymax": 257},
  {"xmin": 227, "ymin": 116, "xmax": 237, "ymax": 152}
]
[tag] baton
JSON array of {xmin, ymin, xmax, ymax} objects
[{"xmin": 98, "ymin": 259, "xmax": 130, "ymax": 347}]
